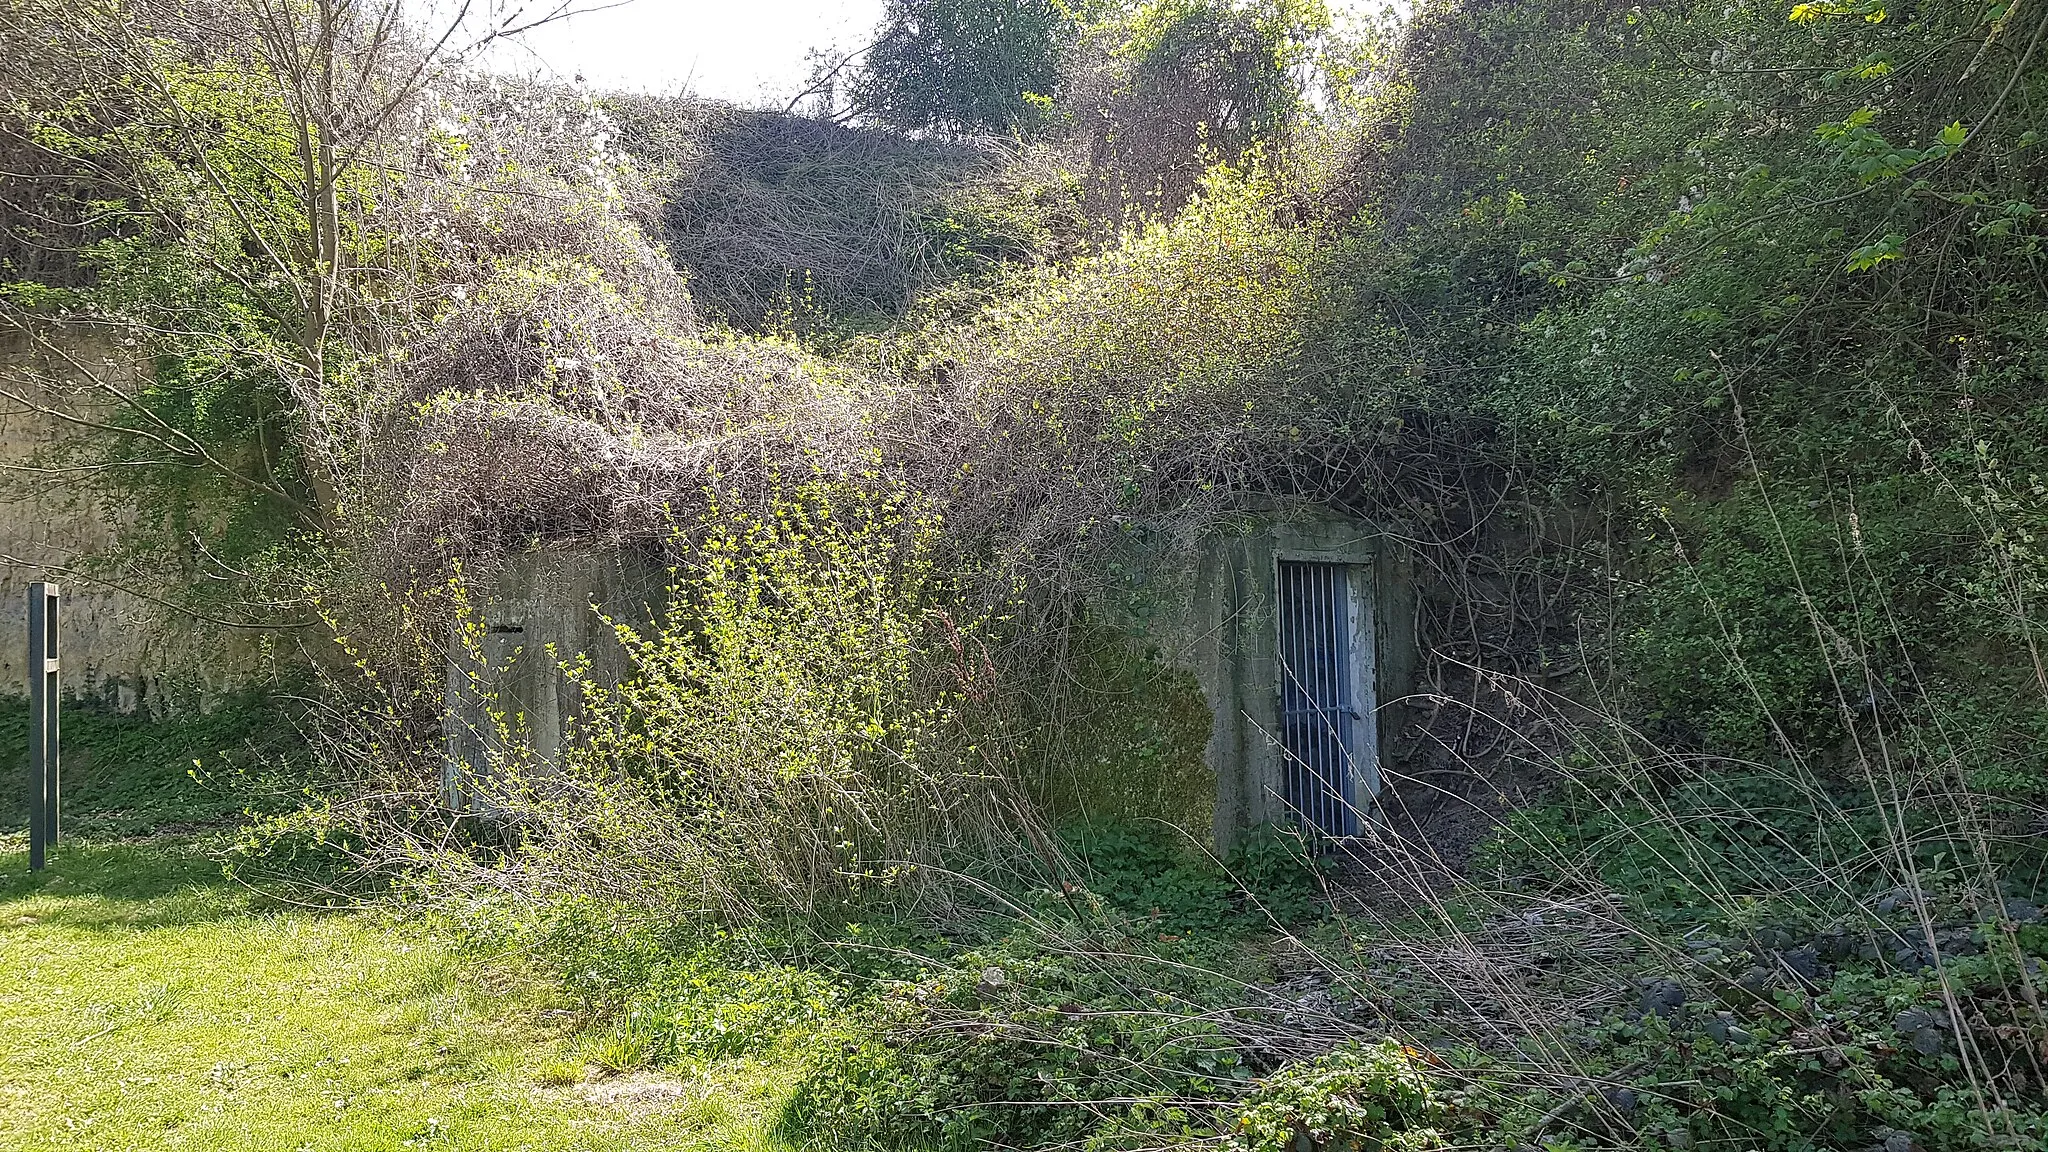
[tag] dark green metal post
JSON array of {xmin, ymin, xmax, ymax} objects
[{"xmin": 27, "ymin": 582, "xmax": 58, "ymax": 871}]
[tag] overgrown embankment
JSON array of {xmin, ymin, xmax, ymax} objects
[{"xmin": 2, "ymin": 0, "xmax": 2045, "ymax": 1149}]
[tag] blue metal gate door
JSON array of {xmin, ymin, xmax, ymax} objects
[{"xmin": 1277, "ymin": 560, "xmax": 1358, "ymax": 836}]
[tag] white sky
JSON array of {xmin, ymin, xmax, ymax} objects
[
  {"xmin": 462, "ymin": 0, "xmax": 1397, "ymax": 107},
  {"xmin": 482, "ymin": 0, "xmax": 887, "ymax": 105}
]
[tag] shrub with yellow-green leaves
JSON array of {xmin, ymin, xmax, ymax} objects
[{"xmin": 462, "ymin": 477, "xmax": 1034, "ymax": 923}]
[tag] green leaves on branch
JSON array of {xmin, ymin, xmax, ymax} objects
[
  {"xmin": 1845, "ymin": 232, "xmax": 1904, "ymax": 272},
  {"xmin": 1814, "ymin": 108, "xmax": 1968, "ymax": 184}
]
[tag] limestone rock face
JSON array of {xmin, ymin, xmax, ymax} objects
[
  {"xmin": 0, "ymin": 328, "xmax": 157, "ymax": 705},
  {"xmin": 0, "ymin": 327, "xmax": 271, "ymax": 709}
]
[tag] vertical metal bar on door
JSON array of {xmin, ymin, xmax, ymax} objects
[
  {"xmin": 1277, "ymin": 561, "xmax": 1365, "ymax": 838},
  {"xmin": 27, "ymin": 582, "xmax": 58, "ymax": 871}
]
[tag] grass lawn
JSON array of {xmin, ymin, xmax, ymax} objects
[{"xmin": 0, "ymin": 836, "xmax": 803, "ymax": 1151}]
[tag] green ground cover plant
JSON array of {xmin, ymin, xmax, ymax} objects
[{"xmin": 0, "ymin": 691, "xmax": 297, "ymax": 839}]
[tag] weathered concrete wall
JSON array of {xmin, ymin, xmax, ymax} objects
[
  {"xmin": 1104, "ymin": 510, "xmax": 1419, "ymax": 849},
  {"xmin": 0, "ymin": 326, "xmax": 286, "ymax": 708},
  {"xmin": 442, "ymin": 547, "xmax": 664, "ymax": 811},
  {"xmin": 437, "ymin": 515, "xmax": 1419, "ymax": 840}
]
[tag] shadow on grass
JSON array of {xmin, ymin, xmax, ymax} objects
[{"xmin": 0, "ymin": 838, "xmax": 271, "ymax": 931}]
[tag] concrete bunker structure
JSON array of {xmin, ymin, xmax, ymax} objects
[
  {"xmin": 443, "ymin": 510, "xmax": 1417, "ymax": 847},
  {"xmin": 1112, "ymin": 511, "xmax": 1417, "ymax": 849},
  {"xmin": 441, "ymin": 548, "xmax": 661, "ymax": 813}
]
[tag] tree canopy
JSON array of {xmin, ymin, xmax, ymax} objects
[{"xmin": 853, "ymin": 0, "xmax": 1080, "ymax": 135}]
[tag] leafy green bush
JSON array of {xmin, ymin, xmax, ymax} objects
[
  {"xmin": 1230, "ymin": 1040, "xmax": 1444, "ymax": 1152},
  {"xmin": 1478, "ymin": 760, "xmax": 2045, "ymax": 932},
  {"xmin": 778, "ymin": 928, "xmax": 1255, "ymax": 1150},
  {"xmin": 1320, "ymin": 0, "xmax": 2048, "ymax": 797},
  {"xmin": 854, "ymin": 0, "xmax": 1078, "ymax": 137},
  {"xmin": 426, "ymin": 477, "xmax": 1043, "ymax": 925},
  {"xmin": 1456, "ymin": 936, "xmax": 2048, "ymax": 1152}
]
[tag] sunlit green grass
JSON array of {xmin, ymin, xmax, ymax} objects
[{"xmin": 0, "ymin": 836, "xmax": 802, "ymax": 1151}]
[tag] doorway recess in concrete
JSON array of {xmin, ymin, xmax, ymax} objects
[
  {"xmin": 1157, "ymin": 511, "xmax": 1414, "ymax": 849},
  {"xmin": 1276, "ymin": 559, "xmax": 1376, "ymax": 836},
  {"xmin": 442, "ymin": 548, "xmax": 661, "ymax": 816}
]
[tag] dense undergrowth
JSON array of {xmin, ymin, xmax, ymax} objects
[
  {"xmin": 0, "ymin": 691, "xmax": 299, "ymax": 838},
  {"xmin": 426, "ymin": 791, "xmax": 2046, "ymax": 1151},
  {"xmin": 3, "ymin": 0, "xmax": 2047, "ymax": 1148}
]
